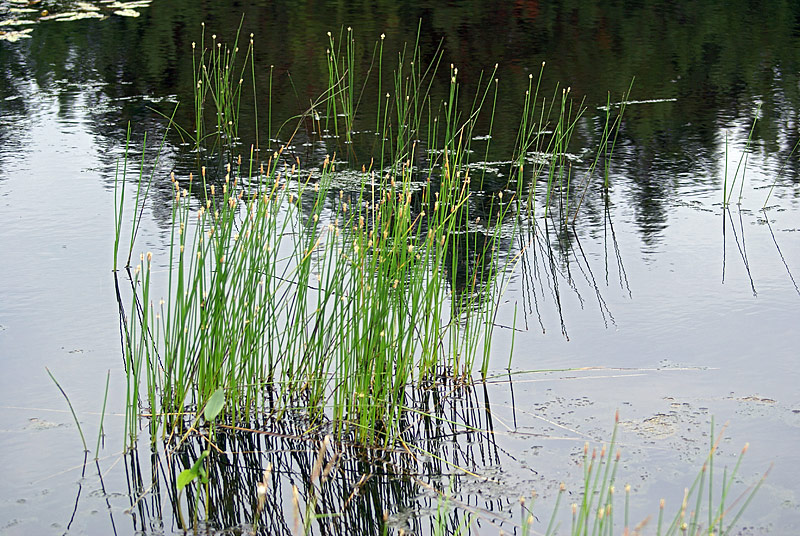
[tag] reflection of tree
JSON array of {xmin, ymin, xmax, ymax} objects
[
  {"xmin": 0, "ymin": 46, "xmax": 30, "ymax": 180},
  {"xmin": 5, "ymin": 0, "xmax": 800, "ymax": 236}
]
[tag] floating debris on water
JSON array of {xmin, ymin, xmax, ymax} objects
[
  {"xmin": 113, "ymin": 8, "xmax": 140, "ymax": 17},
  {"xmin": 75, "ymin": 1, "xmax": 101, "ymax": 11},
  {"xmin": 40, "ymin": 11, "xmax": 105, "ymax": 21},
  {"xmin": 0, "ymin": 18, "xmax": 35, "ymax": 26},
  {"xmin": 598, "ymin": 97, "xmax": 678, "ymax": 111},
  {"xmin": 106, "ymin": 0, "xmax": 152, "ymax": 8},
  {"xmin": 0, "ymin": 28, "xmax": 33, "ymax": 41},
  {"xmin": 0, "ymin": 0, "xmax": 151, "ymax": 35},
  {"xmin": 527, "ymin": 148, "xmax": 589, "ymax": 163}
]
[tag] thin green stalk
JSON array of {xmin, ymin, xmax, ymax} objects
[
  {"xmin": 46, "ymin": 367, "xmax": 88, "ymax": 452},
  {"xmin": 94, "ymin": 369, "xmax": 111, "ymax": 459}
]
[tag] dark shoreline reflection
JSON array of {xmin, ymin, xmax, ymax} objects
[{"xmin": 3, "ymin": 0, "xmax": 800, "ymax": 207}]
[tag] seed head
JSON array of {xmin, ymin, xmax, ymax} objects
[{"xmin": 256, "ymin": 481, "xmax": 267, "ymax": 509}]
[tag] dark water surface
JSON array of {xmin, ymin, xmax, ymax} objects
[{"xmin": 1, "ymin": 1, "xmax": 799, "ymax": 534}]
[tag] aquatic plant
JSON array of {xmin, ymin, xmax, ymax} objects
[
  {"xmin": 115, "ymin": 27, "xmax": 629, "ymax": 452},
  {"xmin": 425, "ymin": 416, "xmax": 766, "ymax": 536},
  {"xmin": 723, "ymin": 106, "xmax": 760, "ymax": 208}
]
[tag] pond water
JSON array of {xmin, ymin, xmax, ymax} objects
[{"xmin": 1, "ymin": 1, "xmax": 799, "ymax": 534}]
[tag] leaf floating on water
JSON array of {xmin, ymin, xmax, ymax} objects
[
  {"xmin": 0, "ymin": 18, "xmax": 36, "ymax": 26},
  {"xmin": 57, "ymin": 12, "xmax": 105, "ymax": 22},
  {"xmin": 40, "ymin": 11, "xmax": 88, "ymax": 21},
  {"xmin": 75, "ymin": 1, "xmax": 101, "ymax": 11},
  {"xmin": 0, "ymin": 28, "xmax": 34, "ymax": 42},
  {"xmin": 107, "ymin": 0, "xmax": 152, "ymax": 7},
  {"xmin": 39, "ymin": 11, "xmax": 105, "ymax": 22},
  {"xmin": 597, "ymin": 97, "xmax": 678, "ymax": 111},
  {"xmin": 114, "ymin": 9, "xmax": 141, "ymax": 17}
]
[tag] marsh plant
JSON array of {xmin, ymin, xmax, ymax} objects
[
  {"xmin": 120, "ymin": 142, "xmax": 515, "ymax": 448},
  {"xmin": 116, "ymin": 27, "xmax": 630, "ymax": 450},
  {"xmin": 109, "ymin": 26, "xmax": 769, "ymax": 536}
]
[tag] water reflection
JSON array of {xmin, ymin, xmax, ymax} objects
[
  {"xmin": 722, "ymin": 206, "xmax": 757, "ymax": 296},
  {"xmin": 120, "ymin": 380, "xmax": 512, "ymax": 535},
  {"xmin": 2, "ymin": 1, "xmax": 800, "ymax": 534},
  {"xmin": 514, "ymin": 210, "xmax": 628, "ymax": 341},
  {"xmin": 762, "ymin": 212, "xmax": 800, "ymax": 297},
  {"xmin": 4, "ymin": 0, "xmax": 800, "ymax": 222}
]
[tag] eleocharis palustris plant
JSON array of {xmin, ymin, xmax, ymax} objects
[
  {"xmin": 117, "ymin": 27, "xmax": 630, "ymax": 451},
  {"xmin": 111, "ymin": 24, "xmax": 765, "ymax": 536}
]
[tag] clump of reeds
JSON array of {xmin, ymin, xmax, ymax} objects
[
  {"xmin": 120, "ymin": 145, "xmax": 513, "ymax": 447},
  {"xmin": 116, "ymin": 27, "xmax": 629, "ymax": 450},
  {"xmin": 110, "ymin": 24, "xmax": 764, "ymax": 536}
]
